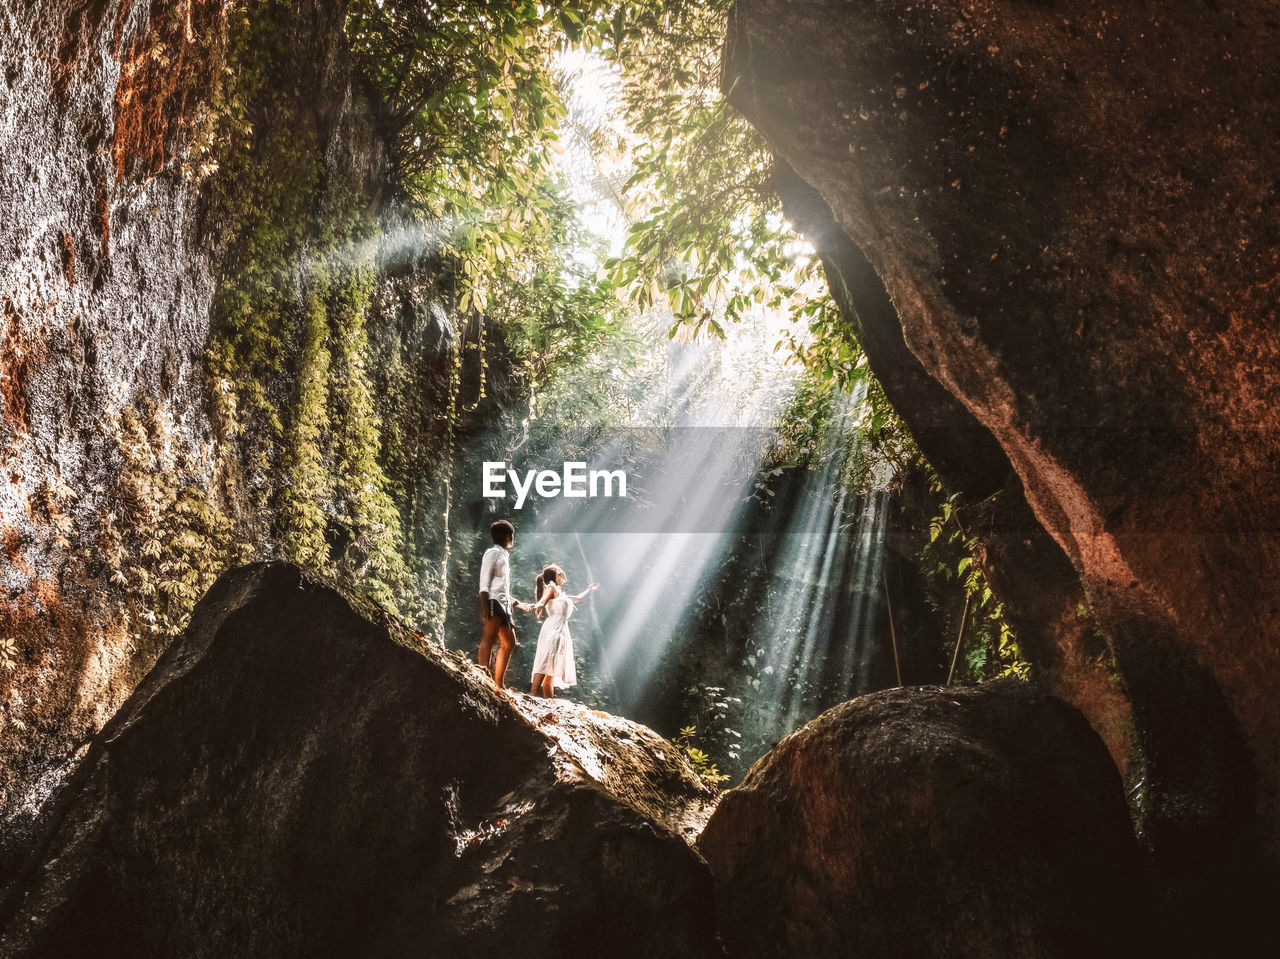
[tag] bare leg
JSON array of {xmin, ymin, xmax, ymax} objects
[
  {"xmin": 531, "ymin": 673, "xmax": 546, "ymax": 697},
  {"xmin": 477, "ymin": 614, "xmax": 499, "ymax": 678},
  {"xmin": 492, "ymin": 624, "xmax": 517, "ymax": 688},
  {"xmin": 539, "ymin": 674, "xmax": 555, "ymax": 698}
]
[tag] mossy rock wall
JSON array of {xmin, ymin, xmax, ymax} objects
[{"xmin": 0, "ymin": 0, "xmax": 468, "ymax": 873}]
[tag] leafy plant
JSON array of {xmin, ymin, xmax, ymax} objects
[
  {"xmin": 918, "ymin": 475, "xmax": 1030, "ymax": 683},
  {"xmin": 674, "ymin": 725, "xmax": 730, "ymax": 789},
  {"xmin": 100, "ymin": 402, "xmax": 255, "ymax": 643}
]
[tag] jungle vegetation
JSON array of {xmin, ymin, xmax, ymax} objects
[{"xmin": 139, "ymin": 0, "xmax": 1030, "ymax": 774}]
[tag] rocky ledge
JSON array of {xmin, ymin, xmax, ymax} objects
[
  {"xmin": 2, "ymin": 562, "xmax": 1177, "ymax": 957},
  {"xmin": 0, "ymin": 562, "xmax": 719, "ymax": 959}
]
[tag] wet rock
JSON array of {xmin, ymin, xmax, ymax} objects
[
  {"xmin": 698, "ymin": 680, "xmax": 1143, "ymax": 959},
  {"xmin": 0, "ymin": 0, "xmax": 457, "ymax": 870},
  {"xmin": 0, "ymin": 562, "xmax": 721, "ymax": 959}
]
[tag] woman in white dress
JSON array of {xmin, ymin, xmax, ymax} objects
[{"xmin": 529, "ymin": 565, "xmax": 598, "ymax": 698}]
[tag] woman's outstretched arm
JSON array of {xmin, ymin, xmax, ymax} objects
[{"xmin": 569, "ymin": 583, "xmax": 600, "ymax": 603}]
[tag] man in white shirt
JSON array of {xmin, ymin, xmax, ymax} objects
[{"xmin": 477, "ymin": 519, "xmax": 529, "ymax": 689}]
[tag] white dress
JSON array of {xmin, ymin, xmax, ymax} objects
[{"xmin": 531, "ymin": 591, "xmax": 577, "ymax": 687}]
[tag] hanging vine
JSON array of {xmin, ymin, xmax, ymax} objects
[{"xmin": 435, "ymin": 324, "xmax": 465, "ymax": 641}]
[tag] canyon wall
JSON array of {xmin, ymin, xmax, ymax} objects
[
  {"xmin": 0, "ymin": 0, "xmax": 461, "ymax": 866},
  {"xmin": 2, "ymin": 0, "xmax": 229, "ymax": 848},
  {"xmin": 724, "ymin": 0, "xmax": 1280, "ymax": 880}
]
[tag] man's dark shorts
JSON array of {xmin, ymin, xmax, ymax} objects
[{"xmin": 488, "ymin": 599, "xmax": 515, "ymax": 631}]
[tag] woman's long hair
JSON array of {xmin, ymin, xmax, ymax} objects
[{"xmin": 534, "ymin": 565, "xmax": 563, "ymax": 618}]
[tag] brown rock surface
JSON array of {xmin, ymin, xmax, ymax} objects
[
  {"xmin": 697, "ymin": 680, "xmax": 1144, "ymax": 959},
  {"xmin": 0, "ymin": 0, "xmax": 409, "ymax": 861},
  {"xmin": 775, "ymin": 162, "xmax": 1134, "ymax": 770},
  {"xmin": 0, "ymin": 562, "xmax": 720, "ymax": 958},
  {"xmin": 724, "ymin": 0, "xmax": 1280, "ymax": 875},
  {"xmin": 1, "ymin": 0, "xmax": 227, "ymax": 841}
]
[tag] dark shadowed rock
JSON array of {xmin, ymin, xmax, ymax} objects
[
  {"xmin": 723, "ymin": 0, "xmax": 1280, "ymax": 901},
  {"xmin": 0, "ymin": 562, "xmax": 721, "ymax": 959},
  {"xmin": 698, "ymin": 680, "xmax": 1144, "ymax": 959}
]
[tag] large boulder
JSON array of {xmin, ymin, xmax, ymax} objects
[
  {"xmin": 723, "ymin": 0, "xmax": 1280, "ymax": 879},
  {"xmin": 0, "ymin": 562, "xmax": 721, "ymax": 958},
  {"xmin": 697, "ymin": 680, "xmax": 1144, "ymax": 959}
]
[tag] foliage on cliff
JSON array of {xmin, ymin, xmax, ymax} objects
[
  {"xmin": 56, "ymin": 0, "xmax": 1027, "ymax": 696},
  {"xmin": 192, "ymin": 0, "xmax": 648, "ymax": 632},
  {"xmin": 196, "ymin": 1, "xmax": 411, "ymax": 619}
]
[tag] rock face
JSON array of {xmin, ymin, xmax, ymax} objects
[
  {"xmin": 0, "ymin": 0, "xmax": 225, "ymax": 836},
  {"xmin": 698, "ymin": 681, "xmax": 1143, "ymax": 959},
  {"xmin": 0, "ymin": 0, "xmax": 462, "ymax": 861},
  {"xmin": 774, "ymin": 162, "xmax": 1134, "ymax": 771},
  {"xmin": 0, "ymin": 562, "xmax": 721, "ymax": 958},
  {"xmin": 724, "ymin": 0, "xmax": 1280, "ymax": 873}
]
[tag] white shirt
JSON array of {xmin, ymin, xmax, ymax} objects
[{"xmin": 479, "ymin": 545, "xmax": 512, "ymax": 608}]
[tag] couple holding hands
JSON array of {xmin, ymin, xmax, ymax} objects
[{"xmin": 477, "ymin": 519, "xmax": 599, "ymax": 698}]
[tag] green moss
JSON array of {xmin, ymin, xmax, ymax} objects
[
  {"xmin": 204, "ymin": 0, "xmax": 325, "ymax": 519},
  {"xmin": 278, "ymin": 270, "xmax": 335, "ymax": 573},
  {"xmin": 196, "ymin": 0, "xmax": 417, "ymax": 615},
  {"xmin": 188, "ymin": 1, "xmax": 643, "ymax": 632},
  {"xmin": 102, "ymin": 403, "xmax": 254, "ymax": 641},
  {"xmin": 326, "ymin": 260, "xmax": 412, "ymax": 613}
]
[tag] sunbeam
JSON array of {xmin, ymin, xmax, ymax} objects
[{"xmin": 433, "ymin": 48, "xmax": 894, "ymax": 778}]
